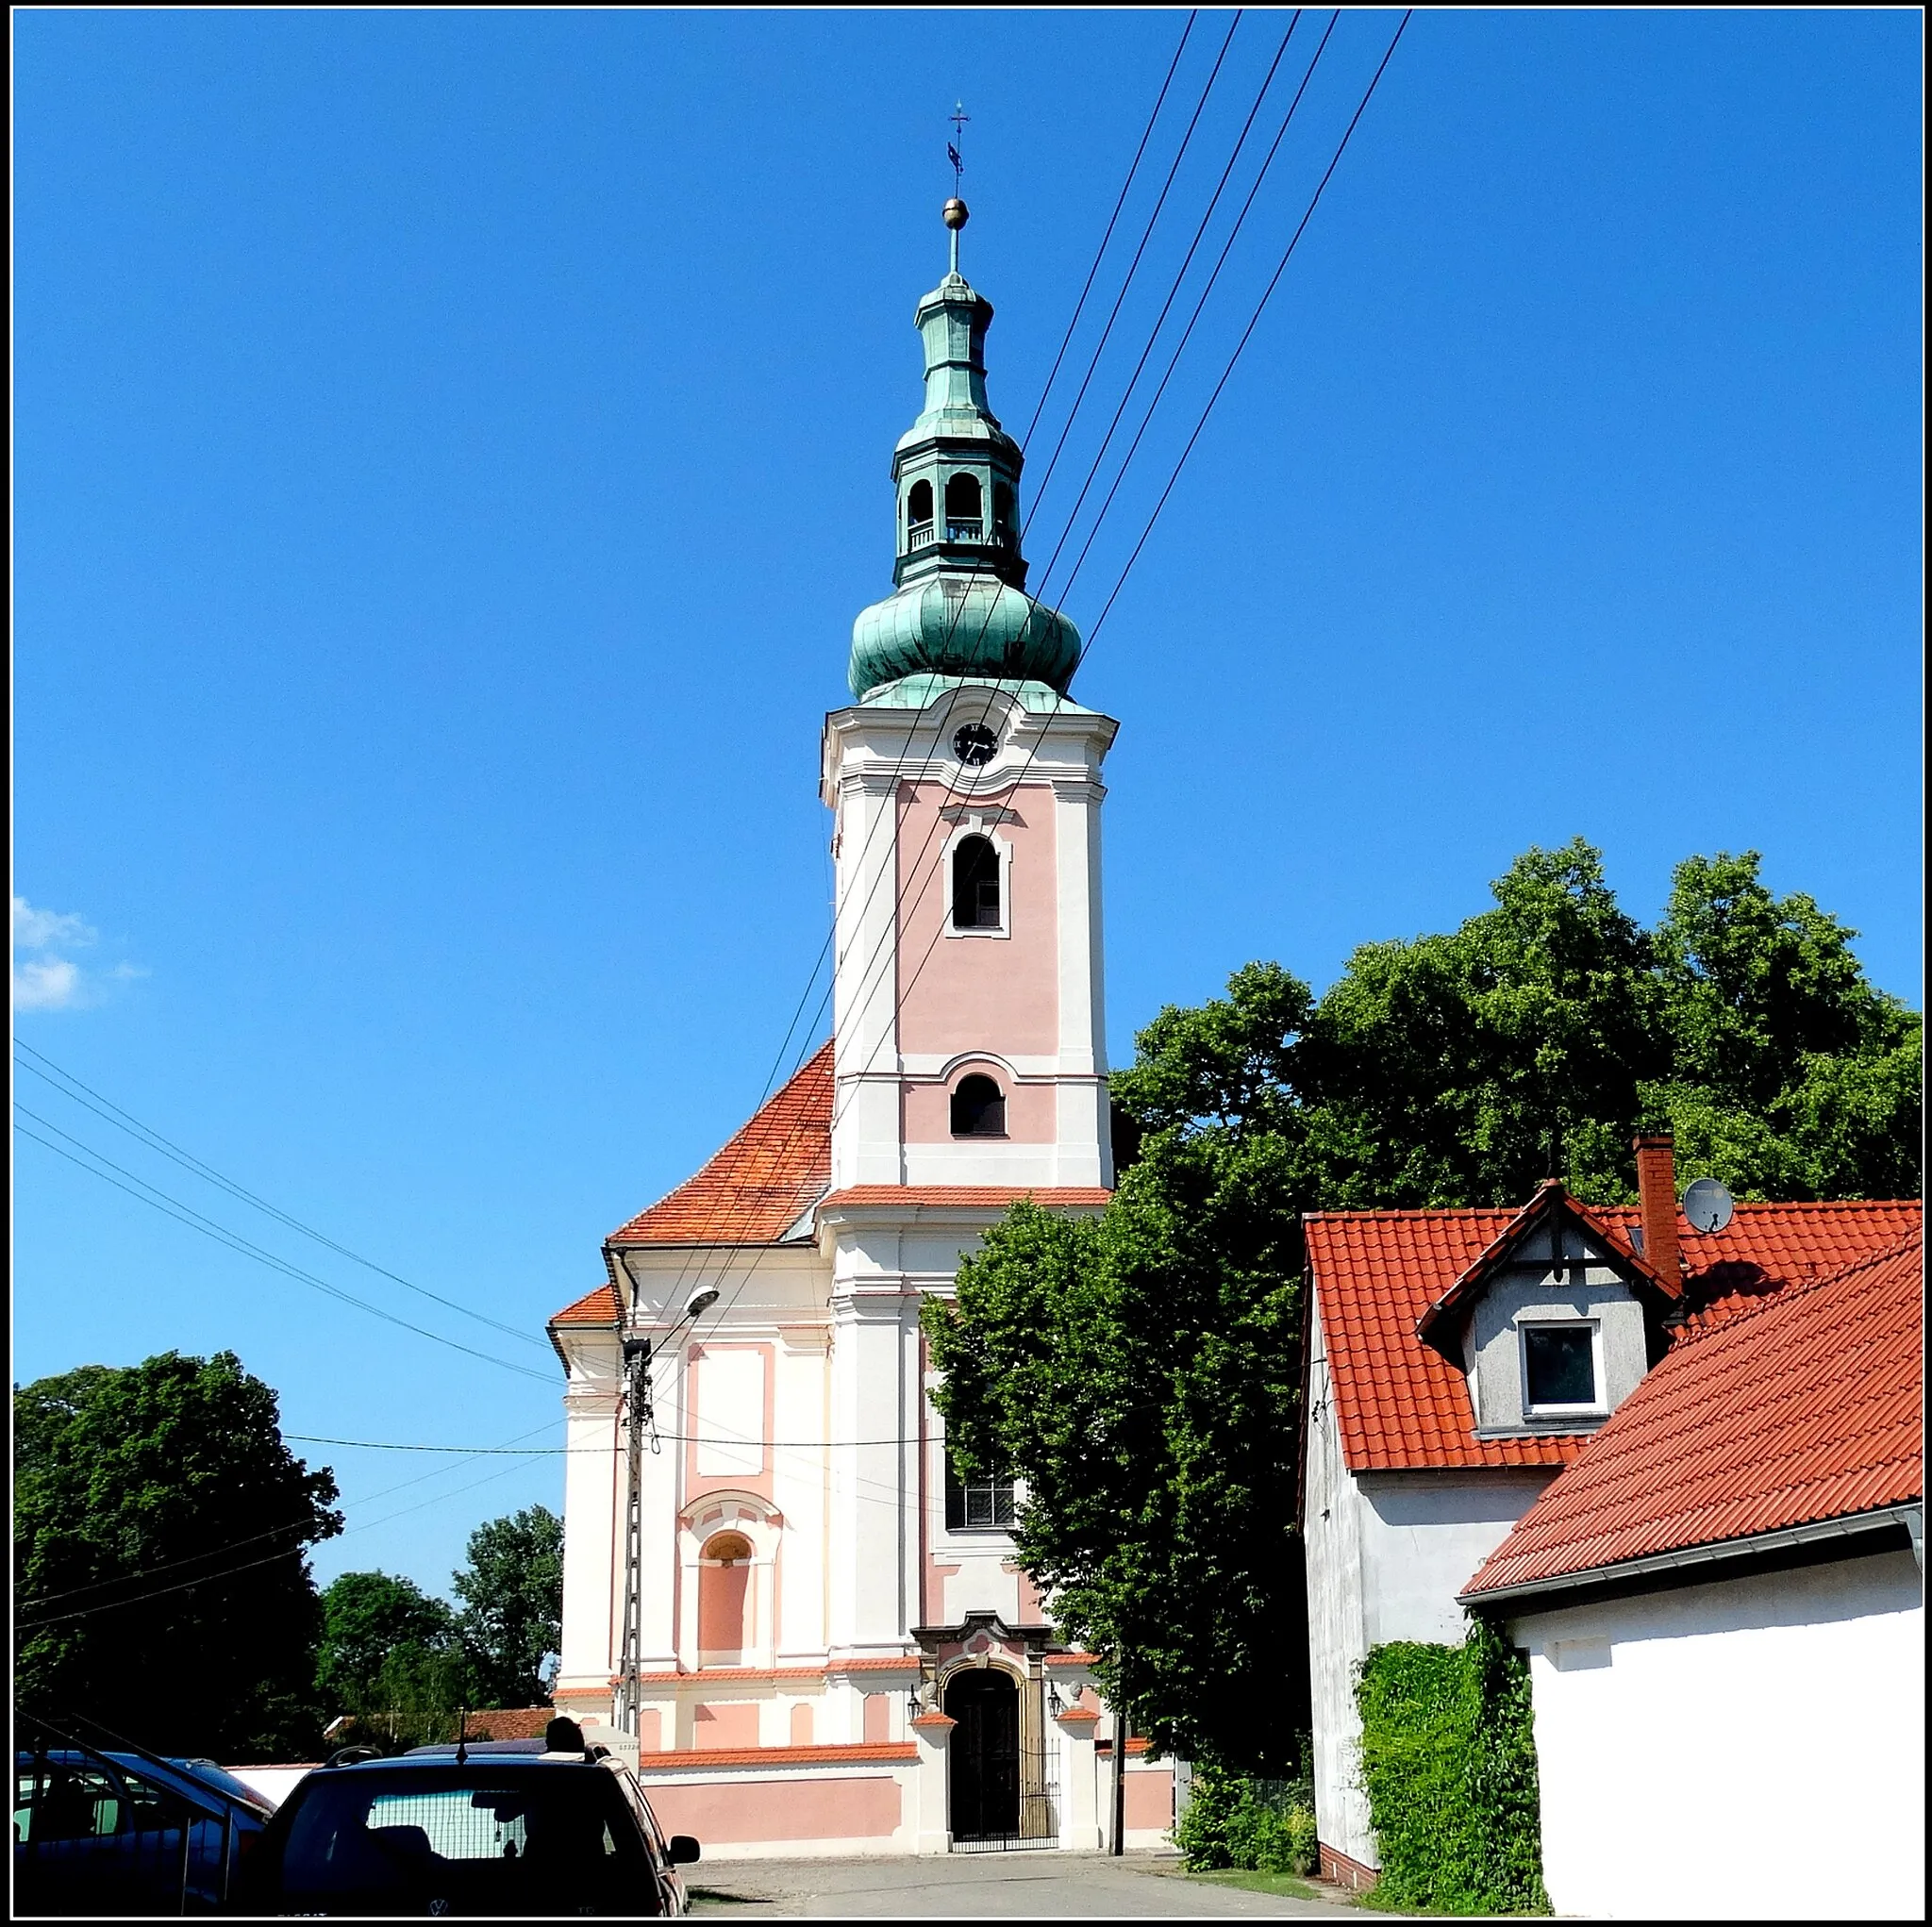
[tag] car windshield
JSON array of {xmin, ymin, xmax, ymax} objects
[{"xmin": 272, "ymin": 1767, "xmax": 654, "ymax": 1916}]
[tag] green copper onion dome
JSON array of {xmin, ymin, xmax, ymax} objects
[{"xmin": 848, "ymin": 202, "xmax": 1082, "ymax": 702}]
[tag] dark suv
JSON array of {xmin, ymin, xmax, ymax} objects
[{"xmin": 235, "ymin": 1742, "xmax": 698, "ymax": 1917}]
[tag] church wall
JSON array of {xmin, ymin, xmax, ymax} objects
[{"xmin": 894, "ymin": 778, "xmax": 1058, "ymax": 1061}]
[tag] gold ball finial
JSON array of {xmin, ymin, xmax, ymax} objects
[{"xmin": 942, "ymin": 197, "xmax": 970, "ymax": 231}]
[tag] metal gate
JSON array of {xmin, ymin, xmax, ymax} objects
[{"xmin": 951, "ymin": 1701, "xmax": 1060, "ymax": 1853}]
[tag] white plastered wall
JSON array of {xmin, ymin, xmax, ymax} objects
[
  {"xmin": 1507, "ymin": 1549, "xmax": 1924, "ymax": 1921},
  {"xmin": 1304, "ymin": 1289, "xmax": 1557, "ymax": 1870}
]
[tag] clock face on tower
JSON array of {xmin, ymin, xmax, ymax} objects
[{"xmin": 953, "ymin": 723, "xmax": 998, "ymax": 767}]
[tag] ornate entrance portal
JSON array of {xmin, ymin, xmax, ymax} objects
[{"xmin": 946, "ymin": 1668, "xmax": 1020, "ymax": 1843}]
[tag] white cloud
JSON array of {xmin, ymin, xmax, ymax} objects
[{"xmin": 11, "ymin": 896, "xmax": 141, "ymax": 1012}]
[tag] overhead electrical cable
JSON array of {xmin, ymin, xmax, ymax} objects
[
  {"xmin": 14, "ymin": 1043, "xmax": 547, "ymax": 1351},
  {"xmin": 17, "ymin": 1420, "xmax": 562, "ymax": 1614},
  {"xmin": 15, "ymin": 1111, "xmax": 556, "ymax": 1387},
  {"xmin": 629, "ymin": 14, "xmax": 1215, "ymax": 1327},
  {"xmin": 662, "ymin": 20, "xmax": 1411, "ymax": 1360}
]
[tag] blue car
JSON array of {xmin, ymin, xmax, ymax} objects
[{"xmin": 13, "ymin": 1747, "xmax": 275, "ymax": 1915}]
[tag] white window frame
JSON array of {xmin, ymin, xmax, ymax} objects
[
  {"xmin": 941, "ymin": 820, "xmax": 1012, "ymax": 940},
  {"xmin": 1518, "ymin": 1317, "xmax": 1606, "ymax": 1420}
]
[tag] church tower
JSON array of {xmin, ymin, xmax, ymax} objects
[
  {"xmin": 823, "ymin": 198, "xmax": 1118, "ymax": 1195},
  {"xmin": 549, "ymin": 199, "xmax": 1151, "ymax": 1860}
]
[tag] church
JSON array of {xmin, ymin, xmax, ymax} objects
[{"xmin": 545, "ymin": 201, "xmax": 1175, "ymax": 1859}]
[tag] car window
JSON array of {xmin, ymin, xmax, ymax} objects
[
  {"xmin": 116, "ymin": 1767, "xmax": 189, "ymax": 1834},
  {"xmin": 272, "ymin": 1768, "xmax": 653, "ymax": 1908},
  {"xmin": 16, "ymin": 1762, "xmax": 126, "ymax": 1843}
]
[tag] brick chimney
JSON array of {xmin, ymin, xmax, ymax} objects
[{"xmin": 1633, "ymin": 1135, "xmax": 1682, "ymax": 1288}]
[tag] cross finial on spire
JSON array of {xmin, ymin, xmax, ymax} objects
[{"xmin": 942, "ymin": 102, "xmax": 972, "ymax": 275}]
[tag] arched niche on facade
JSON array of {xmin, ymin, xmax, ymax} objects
[{"xmin": 680, "ymin": 1494, "xmax": 780, "ymax": 1671}]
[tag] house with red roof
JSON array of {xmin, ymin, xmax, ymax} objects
[
  {"xmin": 543, "ymin": 214, "xmax": 1171, "ymax": 1860},
  {"xmin": 1458, "ymin": 1225, "xmax": 1923, "ymax": 1920},
  {"xmin": 1299, "ymin": 1134, "xmax": 1918, "ymax": 1891}
]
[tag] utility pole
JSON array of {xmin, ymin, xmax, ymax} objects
[
  {"xmin": 1110, "ymin": 1685, "xmax": 1128, "ymax": 1854},
  {"xmin": 615, "ymin": 1335, "xmax": 653, "ymax": 1736}
]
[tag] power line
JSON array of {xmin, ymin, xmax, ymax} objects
[
  {"xmin": 674, "ymin": 17, "xmax": 1412, "ymax": 1354},
  {"xmin": 14, "ymin": 1043, "xmax": 549, "ymax": 1352},
  {"xmin": 15, "ymin": 1421, "xmax": 562, "ymax": 1613},
  {"xmin": 17, "ymin": 1434, "xmax": 562, "ymax": 1627},
  {"xmin": 632, "ymin": 18, "xmax": 1217, "ymax": 1328},
  {"xmin": 15, "ymin": 1112, "xmax": 556, "ymax": 1387}
]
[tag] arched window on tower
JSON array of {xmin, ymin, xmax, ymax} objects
[
  {"xmin": 952, "ymin": 834, "xmax": 1001, "ymax": 930},
  {"xmin": 951, "ymin": 1074, "xmax": 1007, "ymax": 1138},
  {"xmin": 992, "ymin": 480, "xmax": 1016, "ymax": 545},
  {"xmin": 907, "ymin": 479, "xmax": 934, "ymax": 549},
  {"xmin": 697, "ymin": 1530, "xmax": 753, "ymax": 1665},
  {"xmin": 944, "ymin": 473, "xmax": 983, "ymax": 542}
]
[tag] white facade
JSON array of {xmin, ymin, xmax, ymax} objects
[
  {"xmin": 1506, "ymin": 1550, "xmax": 1924, "ymax": 1920},
  {"xmin": 549, "ymin": 671, "xmax": 1175, "ymax": 1856},
  {"xmin": 1302, "ymin": 1311, "xmax": 1557, "ymax": 1873}
]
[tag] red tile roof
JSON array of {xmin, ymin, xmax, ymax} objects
[
  {"xmin": 606, "ymin": 1041, "xmax": 834, "ymax": 1250},
  {"xmin": 821, "ymin": 1186, "xmax": 1112, "ymax": 1212},
  {"xmin": 1414, "ymin": 1182, "xmax": 1679, "ymax": 1359},
  {"xmin": 550, "ymin": 1284, "xmax": 620, "ymax": 1328},
  {"xmin": 1308, "ymin": 1198, "xmax": 1920, "ymax": 1475},
  {"xmin": 1461, "ymin": 1224, "xmax": 1924, "ymax": 1601}
]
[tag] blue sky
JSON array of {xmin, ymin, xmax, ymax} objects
[{"xmin": 14, "ymin": 8, "xmax": 1922, "ymax": 1601}]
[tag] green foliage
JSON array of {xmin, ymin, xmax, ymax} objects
[
  {"xmin": 13, "ymin": 1352, "xmax": 342, "ymax": 1762},
  {"xmin": 1176, "ymin": 1760, "xmax": 1319, "ymax": 1876},
  {"xmin": 927, "ymin": 841, "xmax": 1918, "ymax": 1775},
  {"xmin": 452, "ymin": 1504, "xmax": 563, "ymax": 1708},
  {"xmin": 317, "ymin": 1570, "xmax": 475, "ymax": 1747},
  {"xmin": 1355, "ymin": 1622, "xmax": 1547, "ymax": 1914},
  {"xmin": 924, "ymin": 1166, "xmax": 1306, "ymax": 1771}
]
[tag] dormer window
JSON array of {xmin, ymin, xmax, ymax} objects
[
  {"xmin": 1522, "ymin": 1321, "xmax": 1603, "ymax": 1417},
  {"xmin": 907, "ymin": 479, "xmax": 934, "ymax": 548},
  {"xmin": 950, "ymin": 1074, "xmax": 1006, "ymax": 1138},
  {"xmin": 944, "ymin": 473, "xmax": 983, "ymax": 542}
]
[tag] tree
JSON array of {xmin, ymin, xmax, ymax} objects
[
  {"xmin": 316, "ymin": 1570, "xmax": 475, "ymax": 1749},
  {"xmin": 925, "ymin": 840, "xmax": 1920, "ymax": 1770},
  {"xmin": 453, "ymin": 1505, "xmax": 563, "ymax": 1708},
  {"xmin": 14, "ymin": 1352, "xmax": 341, "ymax": 1761}
]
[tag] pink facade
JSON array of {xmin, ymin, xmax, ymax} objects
[
  {"xmin": 894, "ymin": 780, "xmax": 1058, "ymax": 1062},
  {"xmin": 692, "ymin": 1703, "xmax": 760, "ymax": 1750},
  {"xmin": 643, "ymin": 1774, "xmax": 904, "ymax": 1844}
]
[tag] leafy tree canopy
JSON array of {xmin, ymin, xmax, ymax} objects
[
  {"xmin": 926, "ymin": 842, "xmax": 1919, "ymax": 1770},
  {"xmin": 317, "ymin": 1570, "xmax": 458, "ymax": 1710},
  {"xmin": 13, "ymin": 1351, "xmax": 341, "ymax": 1762},
  {"xmin": 453, "ymin": 1505, "xmax": 563, "ymax": 1709}
]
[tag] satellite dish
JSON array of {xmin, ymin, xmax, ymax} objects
[{"xmin": 1683, "ymin": 1177, "xmax": 1735, "ymax": 1235}]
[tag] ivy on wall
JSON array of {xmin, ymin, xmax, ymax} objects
[{"xmin": 1355, "ymin": 1619, "xmax": 1548, "ymax": 1914}]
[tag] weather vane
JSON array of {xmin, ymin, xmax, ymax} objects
[
  {"xmin": 943, "ymin": 101, "xmax": 971, "ymax": 273},
  {"xmin": 947, "ymin": 100, "xmax": 970, "ymax": 191}
]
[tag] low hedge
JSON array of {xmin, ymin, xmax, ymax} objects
[
  {"xmin": 1355, "ymin": 1618, "xmax": 1547, "ymax": 1914},
  {"xmin": 1175, "ymin": 1757, "xmax": 1319, "ymax": 1877}
]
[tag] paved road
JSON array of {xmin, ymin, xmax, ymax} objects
[{"xmin": 688, "ymin": 1851, "xmax": 1364, "ymax": 1918}]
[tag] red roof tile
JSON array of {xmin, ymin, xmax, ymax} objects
[
  {"xmin": 1309, "ymin": 1199, "xmax": 1920, "ymax": 1475},
  {"xmin": 821, "ymin": 1186, "xmax": 1112, "ymax": 1212},
  {"xmin": 607, "ymin": 1041, "xmax": 833, "ymax": 1250},
  {"xmin": 550, "ymin": 1284, "xmax": 620, "ymax": 1327},
  {"xmin": 1462, "ymin": 1223, "xmax": 1924, "ymax": 1599}
]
